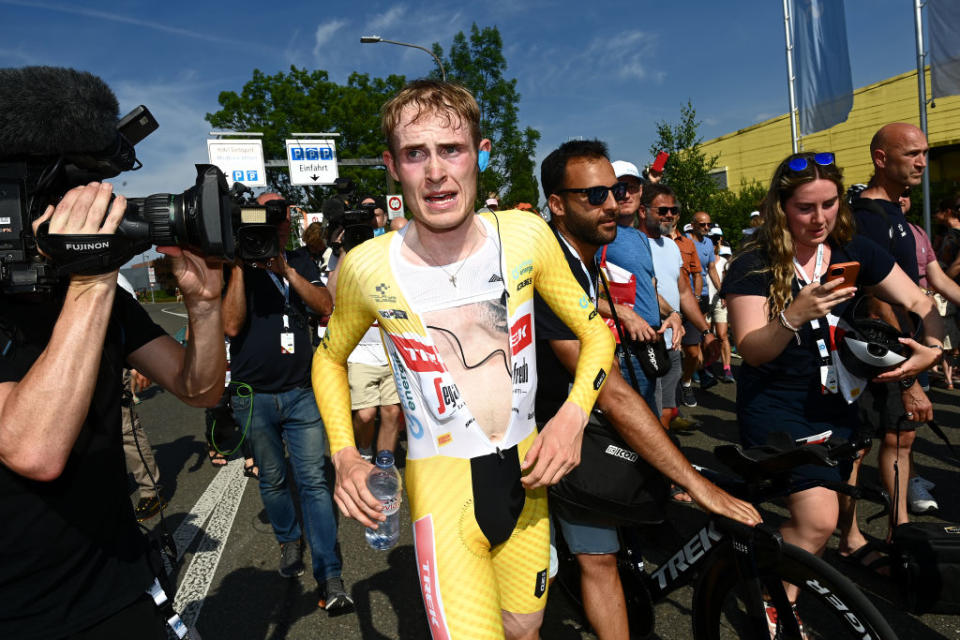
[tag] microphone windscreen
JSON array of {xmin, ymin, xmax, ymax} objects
[
  {"xmin": 0, "ymin": 66, "xmax": 119, "ymax": 158},
  {"xmin": 321, "ymin": 197, "xmax": 345, "ymax": 221}
]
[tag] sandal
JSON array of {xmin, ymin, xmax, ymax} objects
[
  {"xmin": 670, "ymin": 484, "xmax": 693, "ymax": 503},
  {"xmin": 837, "ymin": 542, "xmax": 891, "ymax": 577},
  {"xmin": 208, "ymin": 449, "xmax": 227, "ymax": 467}
]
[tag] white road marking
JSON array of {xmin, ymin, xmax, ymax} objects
[
  {"xmin": 162, "ymin": 306, "xmax": 189, "ymax": 318},
  {"xmin": 172, "ymin": 459, "xmax": 247, "ymax": 635}
]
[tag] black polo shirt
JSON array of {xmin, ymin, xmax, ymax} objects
[{"xmin": 228, "ymin": 250, "xmax": 324, "ymax": 393}]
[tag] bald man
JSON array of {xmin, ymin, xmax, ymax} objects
[{"xmin": 842, "ymin": 123, "xmax": 941, "ymax": 561}]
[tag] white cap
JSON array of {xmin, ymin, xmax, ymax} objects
[
  {"xmin": 719, "ymin": 245, "xmax": 732, "ymax": 256},
  {"xmin": 708, "ymin": 226, "xmax": 723, "ymax": 236},
  {"xmin": 611, "ymin": 160, "xmax": 641, "ymax": 180},
  {"xmin": 683, "ymin": 223, "xmax": 693, "ymax": 232},
  {"xmin": 749, "ymin": 210, "xmax": 760, "ymax": 218},
  {"xmin": 485, "ymin": 198, "xmax": 498, "ymax": 206}
]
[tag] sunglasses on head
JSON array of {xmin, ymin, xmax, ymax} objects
[
  {"xmin": 786, "ymin": 152, "xmax": 835, "ymax": 172},
  {"xmin": 557, "ymin": 182, "xmax": 628, "ymax": 205},
  {"xmin": 650, "ymin": 206, "xmax": 680, "ymax": 216}
]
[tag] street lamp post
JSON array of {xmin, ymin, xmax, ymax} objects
[{"xmin": 360, "ymin": 35, "xmax": 447, "ymax": 81}]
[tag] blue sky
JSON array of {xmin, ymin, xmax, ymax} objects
[{"xmin": 0, "ymin": 0, "xmax": 924, "ymax": 200}]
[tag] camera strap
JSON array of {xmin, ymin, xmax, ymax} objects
[{"xmin": 35, "ymin": 223, "xmax": 146, "ymax": 275}]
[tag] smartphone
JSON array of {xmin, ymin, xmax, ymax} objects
[
  {"xmin": 824, "ymin": 261, "xmax": 860, "ymax": 289},
  {"xmin": 651, "ymin": 151, "xmax": 669, "ymax": 173}
]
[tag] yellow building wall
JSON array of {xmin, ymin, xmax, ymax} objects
[{"xmin": 701, "ymin": 68, "xmax": 960, "ymax": 192}]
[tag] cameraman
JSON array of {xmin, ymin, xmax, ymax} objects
[
  {"xmin": 221, "ymin": 192, "xmax": 352, "ymax": 614},
  {"xmin": 0, "ymin": 182, "xmax": 226, "ymax": 639}
]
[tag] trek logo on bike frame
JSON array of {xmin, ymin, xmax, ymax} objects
[{"xmin": 651, "ymin": 521, "xmax": 723, "ymax": 590}]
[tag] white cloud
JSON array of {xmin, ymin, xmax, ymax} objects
[
  {"xmin": 365, "ymin": 5, "xmax": 405, "ymax": 34},
  {"xmin": 313, "ymin": 19, "xmax": 349, "ymax": 59}
]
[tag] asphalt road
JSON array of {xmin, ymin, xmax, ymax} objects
[{"xmin": 134, "ymin": 302, "xmax": 960, "ymax": 639}]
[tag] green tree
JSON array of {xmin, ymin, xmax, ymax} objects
[
  {"xmin": 707, "ymin": 179, "xmax": 767, "ymax": 249},
  {"xmin": 206, "ymin": 67, "xmax": 406, "ymax": 211},
  {"xmin": 649, "ymin": 101, "xmax": 720, "ymax": 223},
  {"xmin": 432, "ymin": 24, "xmax": 541, "ymax": 208}
]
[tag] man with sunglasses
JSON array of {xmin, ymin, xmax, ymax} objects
[
  {"xmin": 688, "ymin": 211, "xmax": 723, "ymax": 391},
  {"xmin": 595, "ymin": 160, "xmax": 680, "ymax": 411},
  {"xmin": 843, "ymin": 124, "xmax": 935, "ymax": 557},
  {"xmin": 536, "ymin": 139, "xmax": 761, "ymax": 640}
]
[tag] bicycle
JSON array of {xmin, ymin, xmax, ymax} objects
[{"xmin": 553, "ymin": 432, "xmax": 898, "ymax": 639}]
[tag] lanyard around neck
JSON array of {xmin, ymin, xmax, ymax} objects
[
  {"xmin": 792, "ymin": 243, "xmax": 824, "ymax": 286},
  {"xmin": 557, "ymin": 231, "xmax": 596, "ymax": 302}
]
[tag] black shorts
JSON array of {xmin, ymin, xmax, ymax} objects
[{"xmin": 858, "ymin": 381, "xmax": 917, "ymax": 435}]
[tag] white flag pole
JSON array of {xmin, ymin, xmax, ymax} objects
[
  {"xmin": 914, "ymin": 0, "xmax": 932, "ymax": 235},
  {"xmin": 783, "ymin": 0, "xmax": 800, "ymax": 153}
]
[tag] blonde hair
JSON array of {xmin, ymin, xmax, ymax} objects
[
  {"xmin": 381, "ymin": 80, "xmax": 481, "ymax": 154},
  {"xmin": 739, "ymin": 152, "xmax": 855, "ymax": 318}
]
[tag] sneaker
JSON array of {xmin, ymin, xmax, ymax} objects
[
  {"xmin": 700, "ymin": 370, "xmax": 718, "ymax": 390},
  {"xmin": 279, "ymin": 540, "xmax": 305, "ymax": 578},
  {"xmin": 135, "ymin": 495, "xmax": 166, "ymax": 522},
  {"xmin": 722, "ymin": 368, "xmax": 735, "ymax": 383},
  {"xmin": 908, "ymin": 477, "xmax": 939, "ymax": 514},
  {"xmin": 320, "ymin": 577, "xmax": 355, "ymax": 615},
  {"xmin": 670, "ymin": 415, "xmax": 699, "ymax": 431},
  {"xmin": 681, "ymin": 384, "xmax": 697, "ymax": 407},
  {"xmin": 916, "ymin": 475, "xmax": 936, "ymax": 490}
]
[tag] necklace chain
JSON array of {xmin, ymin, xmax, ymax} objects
[{"xmin": 417, "ymin": 222, "xmax": 483, "ymax": 287}]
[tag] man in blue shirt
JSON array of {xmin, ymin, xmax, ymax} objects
[
  {"xmin": 598, "ymin": 161, "xmax": 678, "ymax": 410},
  {"xmin": 687, "ymin": 211, "xmax": 722, "ymax": 390}
]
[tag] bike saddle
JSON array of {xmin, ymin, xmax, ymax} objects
[{"xmin": 714, "ymin": 432, "xmax": 837, "ymax": 483}]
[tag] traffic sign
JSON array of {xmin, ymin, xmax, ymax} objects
[
  {"xmin": 386, "ymin": 194, "xmax": 405, "ymax": 219},
  {"xmin": 285, "ymin": 139, "xmax": 339, "ymax": 186},
  {"xmin": 206, "ymin": 139, "xmax": 267, "ymax": 187},
  {"xmin": 147, "ymin": 266, "xmax": 156, "ymax": 286}
]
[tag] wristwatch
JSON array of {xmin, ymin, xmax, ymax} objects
[
  {"xmin": 701, "ymin": 329, "xmax": 714, "ymax": 341},
  {"xmin": 899, "ymin": 376, "xmax": 917, "ymax": 390}
]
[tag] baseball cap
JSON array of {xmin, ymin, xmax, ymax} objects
[
  {"xmin": 611, "ymin": 160, "xmax": 642, "ymax": 180},
  {"xmin": 485, "ymin": 198, "xmax": 499, "ymax": 207},
  {"xmin": 683, "ymin": 223, "xmax": 693, "ymax": 233},
  {"xmin": 708, "ymin": 226, "xmax": 723, "ymax": 236},
  {"xmin": 749, "ymin": 210, "xmax": 760, "ymax": 218},
  {"xmin": 719, "ymin": 245, "xmax": 732, "ymax": 257}
]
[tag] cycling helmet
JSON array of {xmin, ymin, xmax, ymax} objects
[{"xmin": 837, "ymin": 296, "xmax": 922, "ymax": 379}]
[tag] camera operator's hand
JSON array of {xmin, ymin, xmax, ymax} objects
[
  {"xmin": 32, "ymin": 182, "xmax": 126, "ymax": 284},
  {"xmin": 156, "ymin": 246, "xmax": 223, "ymax": 304}
]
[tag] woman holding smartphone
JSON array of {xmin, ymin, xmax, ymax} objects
[{"xmin": 721, "ymin": 152, "xmax": 943, "ymax": 622}]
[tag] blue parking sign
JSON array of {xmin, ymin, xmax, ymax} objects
[
  {"xmin": 232, "ymin": 170, "xmax": 244, "ymax": 182},
  {"xmin": 246, "ymin": 170, "xmax": 258, "ymax": 181},
  {"xmin": 290, "ymin": 147, "xmax": 304, "ymax": 161},
  {"xmin": 320, "ymin": 147, "xmax": 333, "ymax": 160},
  {"xmin": 305, "ymin": 147, "xmax": 319, "ymax": 160}
]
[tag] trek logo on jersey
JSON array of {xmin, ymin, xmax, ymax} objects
[
  {"xmin": 510, "ymin": 315, "xmax": 532, "ymax": 355},
  {"xmin": 393, "ymin": 336, "xmax": 444, "ymax": 373},
  {"xmin": 512, "ymin": 361, "xmax": 529, "ymax": 384},
  {"xmin": 379, "ymin": 308, "xmax": 408, "ymax": 320}
]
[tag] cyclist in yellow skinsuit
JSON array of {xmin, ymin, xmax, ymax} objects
[{"xmin": 312, "ymin": 80, "xmax": 614, "ymax": 640}]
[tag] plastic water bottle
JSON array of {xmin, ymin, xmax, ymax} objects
[{"xmin": 365, "ymin": 450, "xmax": 402, "ymax": 550}]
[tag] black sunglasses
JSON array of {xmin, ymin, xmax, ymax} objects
[
  {"xmin": 557, "ymin": 182, "xmax": 628, "ymax": 205},
  {"xmin": 786, "ymin": 152, "xmax": 835, "ymax": 172},
  {"xmin": 650, "ymin": 206, "xmax": 680, "ymax": 216}
]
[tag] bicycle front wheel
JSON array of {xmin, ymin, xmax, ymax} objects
[{"xmin": 692, "ymin": 539, "xmax": 897, "ymax": 640}]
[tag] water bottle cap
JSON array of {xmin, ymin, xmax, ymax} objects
[{"xmin": 374, "ymin": 450, "xmax": 395, "ymax": 468}]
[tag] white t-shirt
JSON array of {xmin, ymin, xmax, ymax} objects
[
  {"xmin": 648, "ymin": 235, "xmax": 683, "ymax": 349},
  {"xmin": 706, "ymin": 254, "xmax": 728, "ymax": 303}
]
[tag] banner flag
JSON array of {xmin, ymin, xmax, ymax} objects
[
  {"xmin": 791, "ymin": 0, "xmax": 854, "ymax": 135},
  {"xmin": 929, "ymin": 0, "xmax": 960, "ymax": 99}
]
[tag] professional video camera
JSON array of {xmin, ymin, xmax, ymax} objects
[
  {"xmin": 0, "ymin": 66, "xmax": 236, "ymax": 293},
  {"xmin": 323, "ymin": 199, "xmax": 376, "ymax": 254},
  {"xmin": 227, "ymin": 183, "xmax": 290, "ymax": 262}
]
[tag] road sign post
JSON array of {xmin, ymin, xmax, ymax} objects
[{"xmin": 285, "ymin": 139, "xmax": 339, "ymax": 186}]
